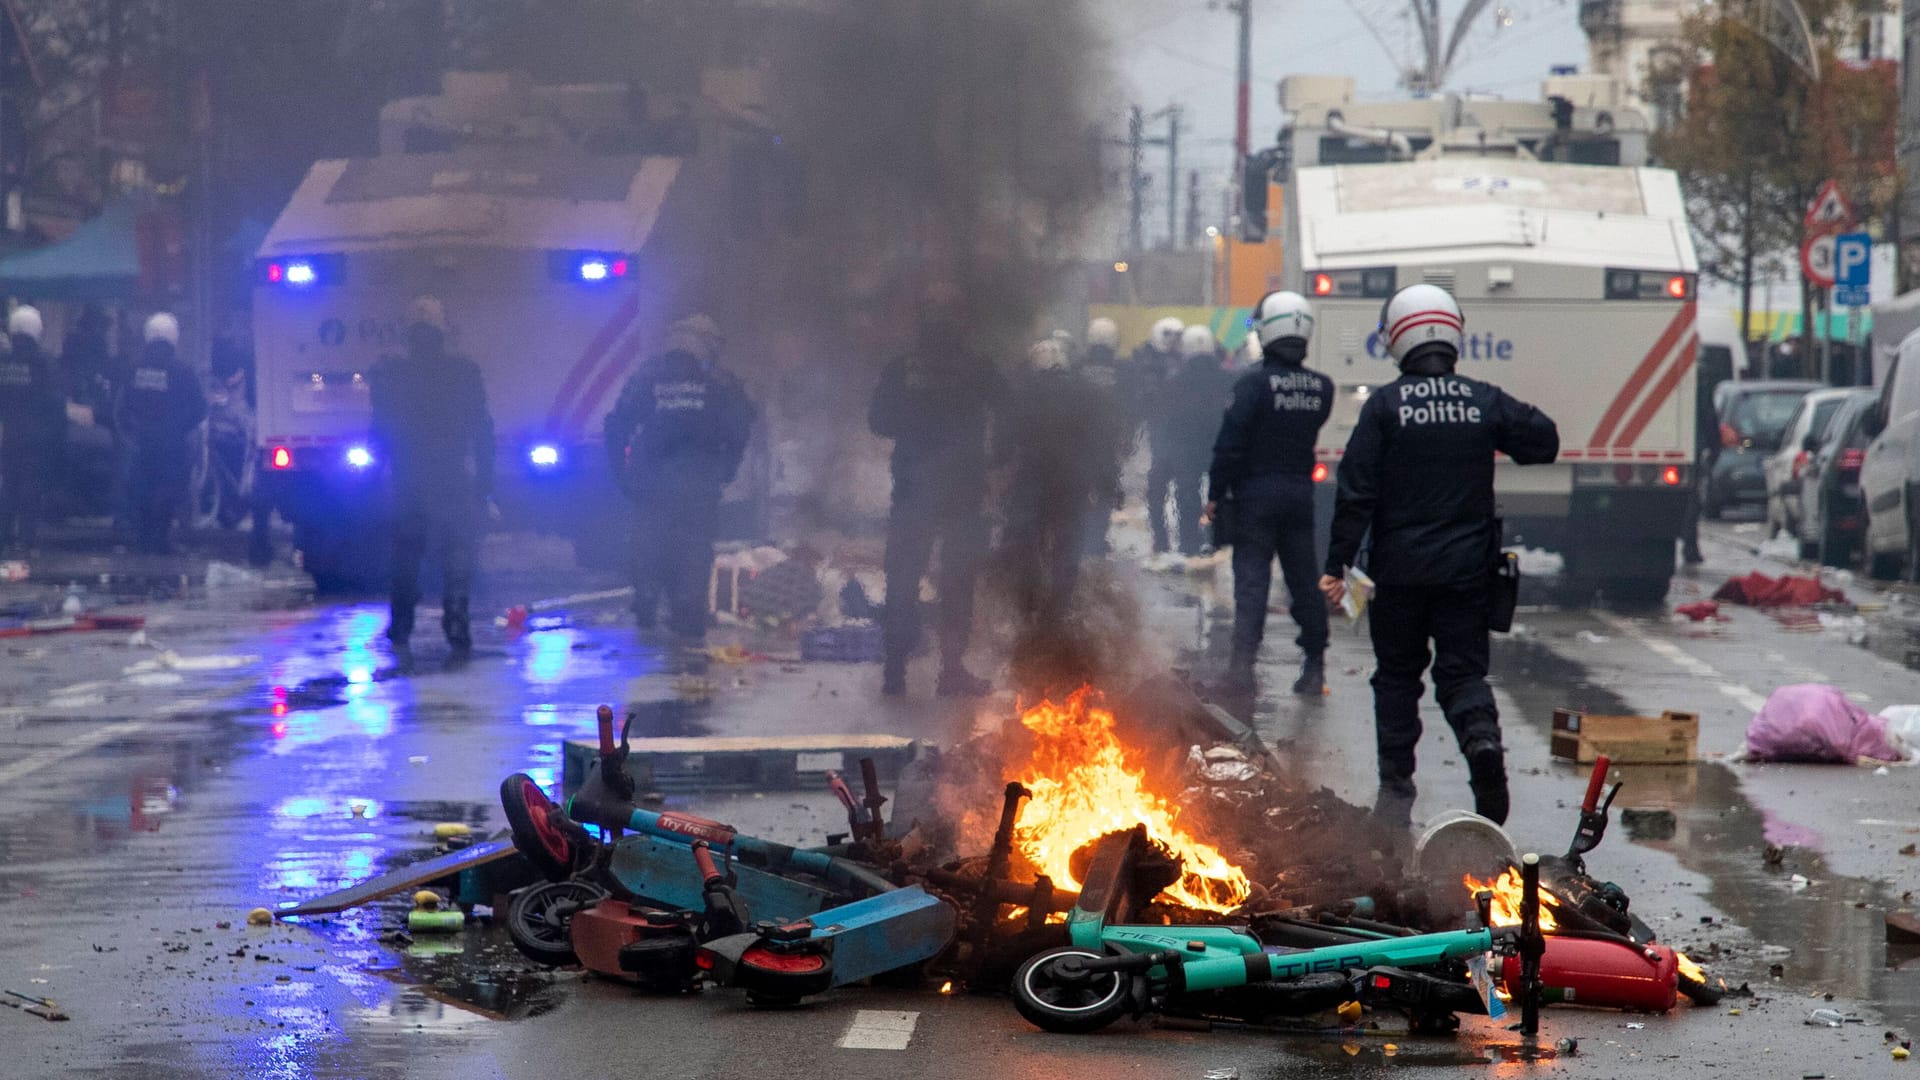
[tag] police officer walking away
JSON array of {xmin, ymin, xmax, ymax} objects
[
  {"xmin": 0, "ymin": 307, "xmax": 65, "ymax": 551},
  {"xmin": 119, "ymin": 313, "xmax": 207, "ymax": 555},
  {"xmin": 1148, "ymin": 325, "xmax": 1231, "ymax": 558},
  {"xmin": 1135, "ymin": 317, "xmax": 1184, "ymax": 554},
  {"xmin": 1207, "ymin": 292, "xmax": 1333, "ymax": 696},
  {"xmin": 870, "ymin": 286, "xmax": 1000, "ymax": 698},
  {"xmin": 604, "ymin": 314, "xmax": 755, "ymax": 651},
  {"xmin": 1320, "ymin": 285, "xmax": 1558, "ymax": 826},
  {"xmin": 369, "ymin": 297, "xmax": 495, "ymax": 667}
]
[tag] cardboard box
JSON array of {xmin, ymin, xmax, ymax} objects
[{"xmin": 1550, "ymin": 708, "xmax": 1699, "ymax": 765}]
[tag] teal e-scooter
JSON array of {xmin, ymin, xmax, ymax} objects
[{"xmin": 1012, "ymin": 826, "xmax": 1546, "ymax": 1035}]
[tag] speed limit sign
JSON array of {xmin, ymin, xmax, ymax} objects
[{"xmin": 1801, "ymin": 233, "xmax": 1837, "ymax": 287}]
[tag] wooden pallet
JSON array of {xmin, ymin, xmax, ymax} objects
[{"xmin": 1550, "ymin": 708, "xmax": 1699, "ymax": 765}]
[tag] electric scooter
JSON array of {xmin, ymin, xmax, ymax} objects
[{"xmin": 1011, "ymin": 826, "xmax": 1546, "ymax": 1034}]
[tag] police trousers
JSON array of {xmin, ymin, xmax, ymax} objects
[
  {"xmin": 1368, "ymin": 578, "xmax": 1501, "ymax": 788},
  {"xmin": 630, "ymin": 484, "xmax": 721, "ymax": 641},
  {"xmin": 882, "ymin": 479, "xmax": 987, "ymax": 673},
  {"xmin": 1230, "ymin": 475, "xmax": 1328, "ymax": 664},
  {"xmin": 390, "ymin": 496, "xmax": 477, "ymax": 647}
]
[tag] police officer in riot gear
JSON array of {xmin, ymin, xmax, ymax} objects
[
  {"xmin": 370, "ymin": 296, "xmax": 495, "ymax": 666},
  {"xmin": 1136, "ymin": 317, "xmax": 1187, "ymax": 554},
  {"xmin": 870, "ymin": 286, "xmax": 1001, "ymax": 698},
  {"xmin": 0, "ymin": 307, "xmax": 65, "ymax": 551},
  {"xmin": 1207, "ymin": 291, "xmax": 1333, "ymax": 696},
  {"xmin": 1321, "ymin": 284, "xmax": 1559, "ymax": 826},
  {"xmin": 118, "ymin": 313, "xmax": 207, "ymax": 555},
  {"xmin": 1149, "ymin": 325, "xmax": 1231, "ymax": 558},
  {"xmin": 605, "ymin": 314, "xmax": 756, "ymax": 652}
]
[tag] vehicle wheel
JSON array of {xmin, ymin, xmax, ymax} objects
[
  {"xmin": 500, "ymin": 773, "xmax": 577, "ymax": 882},
  {"xmin": 1012, "ymin": 947, "xmax": 1134, "ymax": 1034},
  {"xmin": 505, "ymin": 880, "xmax": 608, "ymax": 966},
  {"xmin": 1601, "ymin": 577, "xmax": 1671, "ymax": 611}
]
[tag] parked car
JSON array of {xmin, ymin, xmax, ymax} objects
[
  {"xmin": 1862, "ymin": 334, "xmax": 1920, "ymax": 579},
  {"xmin": 1792, "ymin": 388, "xmax": 1879, "ymax": 566},
  {"xmin": 1764, "ymin": 387, "xmax": 1860, "ymax": 540},
  {"xmin": 1702, "ymin": 380, "xmax": 1821, "ymax": 518}
]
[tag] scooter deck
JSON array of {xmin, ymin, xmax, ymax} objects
[
  {"xmin": 801, "ymin": 885, "xmax": 956, "ymax": 987},
  {"xmin": 279, "ymin": 839, "xmax": 519, "ymax": 917}
]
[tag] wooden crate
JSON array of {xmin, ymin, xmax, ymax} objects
[{"xmin": 1550, "ymin": 708, "xmax": 1699, "ymax": 765}]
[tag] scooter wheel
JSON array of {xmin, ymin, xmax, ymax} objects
[
  {"xmin": 505, "ymin": 880, "xmax": 609, "ymax": 966},
  {"xmin": 1012, "ymin": 947, "xmax": 1134, "ymax": 1034},
  {"xmin": 500, "ymin": 773, "xmax": 575, "ymax": 882}
]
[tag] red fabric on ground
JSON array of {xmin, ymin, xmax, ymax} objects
[{"xmin": 1711, "ymin": 572, "xmax": 1844, "ymax": 607}]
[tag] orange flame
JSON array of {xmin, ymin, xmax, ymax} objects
[
  {"xmin": 1462, "ymin": 868, "xmax": 1560, "ymax": 932},
  {"xmin": 1012, "ymin": 689, "xmax": 1251, "ymax": 912},
  {"xmin": 1674, "ymin": 950, "xmax": 1706, "ymax": 984}
]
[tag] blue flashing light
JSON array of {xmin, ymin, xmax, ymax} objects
[
  {"xmin": 578, "ymin": 258, "xmax": 611, "ymax": 282},
  {"xmin": 283, "ymin": 260, "xmax": 318, "ymax": 286},
  {"xmin": 529, "ymin": 444, "xmax": 561, "ymax": 468},
  {"xmin": 345, "ymin": 446, "xmax": 373, "ymax": 469}
]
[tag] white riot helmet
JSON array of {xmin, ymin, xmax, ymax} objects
[
  {"xmin": 1029, "ymin": 338, "xmax": 1069, "ymax": 371},
  {"xmin": 1151, "ymin": 316, "xmax": 1185, "ymax": 353},
  {"xmin": 1179, "ymin": 325, "xmax": 1216, "ymax": 359},
  {"xmin": 8, "ymin": 305, "xmax": 43, "ymax": 343},
  {"xmin": 1378, "ymin": 283, "xmax": 1463, "ymax": 365},
  {"xmin": 1086, "ymin": 317, "xmax": 1120, "ymax": 350},
  {"xmin": 1253, "ymin": 291, "xmax": 1314, "ymax": 349},
  {"xmin": 144, "ymin": 312, "xmax": 181, "ymax": 347}
]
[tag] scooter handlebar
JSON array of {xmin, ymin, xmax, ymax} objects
[
  {"xmin": 692, "ymin": 840, "xmax": 724, "ymax": 885},
  {"xmin": 597, "ymin": 705, "xmax": 616, "ymax": 756},
  {"xmin": 1582, "ymin": 755, "xmax": 1610, "ymax": 813}
]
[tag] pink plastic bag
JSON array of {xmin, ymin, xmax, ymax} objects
[{"xmin": 1744, "ymin": 684, "xmax": 1904, "ymax": 764}]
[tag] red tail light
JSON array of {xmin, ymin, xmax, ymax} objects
[
  {"xmin": 1840, "ymin": 448, "xmax": 1866, "ymax": 472},
  {"xmin": 740, "ymin": 946, "xmax": 828, "ymax": 974},
  {"xmin": 1312, "ymin": 273, "xmax": 1334, "ymax": 297},
  {"xmin": 694, "ymin": 949, "xmax": 717, "ymax": 971},
  {"xmin": 1662, "ymin": 465, "xmax": 1682, "ymax": 486},
  {"xmin": 1720, "ymin": 422, "xmax": 1740, "ymax": 449},
  {"xmin": 1790, "ymin": 451, "xmax": 1808, "ymax": 480},
  {"xmin": 1311, "ymin": 462, "xmax": 1330, "ymax": 483},
  {"xmin": 270, "ymin": 446, "xmax": 293, "ymax": 470}
]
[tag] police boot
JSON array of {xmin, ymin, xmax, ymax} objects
[
  {"xmin": 1464, "ymin": 737, "xmax": 1509, "ymax": 825},
  {"xmin": 443, "ymin": 601, "xmax": 473, "ymax": 667},
  {"xmin": 1291, "ymin": 651, "xmax": 1326, "ymax": 697},
  {"xmin": 1372, "ymin": 776, "xmax": 1417, "ymax": 830}
]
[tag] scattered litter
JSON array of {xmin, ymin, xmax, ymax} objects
[
  {"xmin": 1713, "ymin": 572, "xmax": 1845, "ymax": 607},
  {"xmin": 1203, "ymin": 1069, "xmax": 1240, "ymax": 1080},
  {"xmin": 0, "ymin": 990, "xmax": 67, "ymax": 1022},
  {"xmin": 1575, "ymin": 630, "xmax": 1611, "ymax": 644},
  {"xmin": 408, "ymin": 756, "xmax": 428, "ymax": 766},
  {"xmin": 1878, "ymin": 766, "xmax": 1893, "ymax": 776},
  {"xmin": 1336, "ymin": 999, "xmax": 1362, "ymax": 1022},
  {"xmin": 1896, "ymin": 1046, "xmax": 1912, "ymax": 1061},
  {"xmin": 1789, "ymin": 874, "xmax": 1811, "ymax": 891},
  {"xmin": 1625, "ymin": 1022, "xmax": 1645, "ymax": 1030},
  {"xmin": 1806, "ymin": 1008, "xmax": 1847, "ymax": 1027},
  {"xmin": 1757, "ymin": 534, "xmax": 1802, "ymax": 560},
  {"xmin": 1742, "ymin": 684, "xmax": 1916, "ymax": 765},
  {"xmin": 1817, "ymin": 613, "xmax": 1869, "ymax": 644},
  {"xmin": 1555, "ymin": 1037, "xmax": 1579, "ymax": 1055},
  {"xmin": 432, "ymin": 823, "xmax": 471, "ymax": 840},
  {"xmin": 1510, "ymin": 547, "xmax": 1564, "ymax": 576},
  {"xmin": 1201, "ymin": 761, "xmax": 1261, "ymax": 783},
  {"xmin": 1729, "ymin": 1007, "xmax": 1744, "ymax": 1015},
  {"xmin": 1902, "ymin": 844, "xmax": 1917, "ymax": 857},
  {"xmin": 246, "ymin": 907, "xmax": 273, "ymax": 926}
]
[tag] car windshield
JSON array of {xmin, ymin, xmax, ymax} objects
[{"xmin": 1731, "ymin": 391, "xmax": 1810, "ymax": 449}]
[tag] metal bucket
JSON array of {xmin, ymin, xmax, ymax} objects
[{"xmin": 1407, "ymin": 809, "xmax": 1519, "ymax": 912}]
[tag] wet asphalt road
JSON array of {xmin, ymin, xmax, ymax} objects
[{"xmin": 2, "ymin": 521, "xmax": 1918, "ymax": 1079}]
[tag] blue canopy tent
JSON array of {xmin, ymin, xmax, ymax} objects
[{"xmin": 0, "ymin": 202, "xmax": 143, "ymax": 301}]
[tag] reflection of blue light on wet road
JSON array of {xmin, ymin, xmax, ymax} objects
[
  {"xmin": 524, "ymin": 629, "xmax": 576, "ymax": 684},
  {"xmin": 274, "ymin": 796, "xmax": 382, "ymax": 820}
]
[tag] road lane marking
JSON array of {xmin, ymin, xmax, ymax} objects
[
  {"xmin": 836, "ymin": 1009, "xmax": 919, "ymax": 1050},
  {"xmin": 0, "ymin": 721, "xmax": 153, "ymax": 785},
  {"xmin": 0, "ymin": 692, "xmax": 227, "ymax": 785},
  {"xmin": 1594, "ymin": 613, "xmax": 1768, "ymax": 713}
]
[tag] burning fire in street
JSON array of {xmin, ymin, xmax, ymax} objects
[
  {"xmin": 1463, "ymin": 867, "xmax": 1560, "ymax": 932},
  {"xmin": 1011, "ymin": 689, "xmax": 1251, "ymax": 912}
]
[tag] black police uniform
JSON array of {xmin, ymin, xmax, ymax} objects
[
  {"xmin": 1148, "ymin": 350, "xmax": 1231, "ymax": 555},
  {"xmin": 0, "ymin": 335, "xmax": 65, "ymax": 549},
  {"xmin": 869, "ymin": 345, "xmax": 1002, "ymax": 694},
  {"xmin": 1325, "ymin": 359, "xmax": 1558, "ymax": 824},
  {"xmin": 118, "ymin": 339, "xmax": 207, "ymax": 554},
  {"xmin": 1209, "ymin": 348, "xmax": 1333, "ymax": 683},
  {"xmin": 604, "ymin": 349, "xmax": 755, "ymax": 642},
  {"xmin": 369, "ymin": 329, "xmax": 495, "ymax": 655}
]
